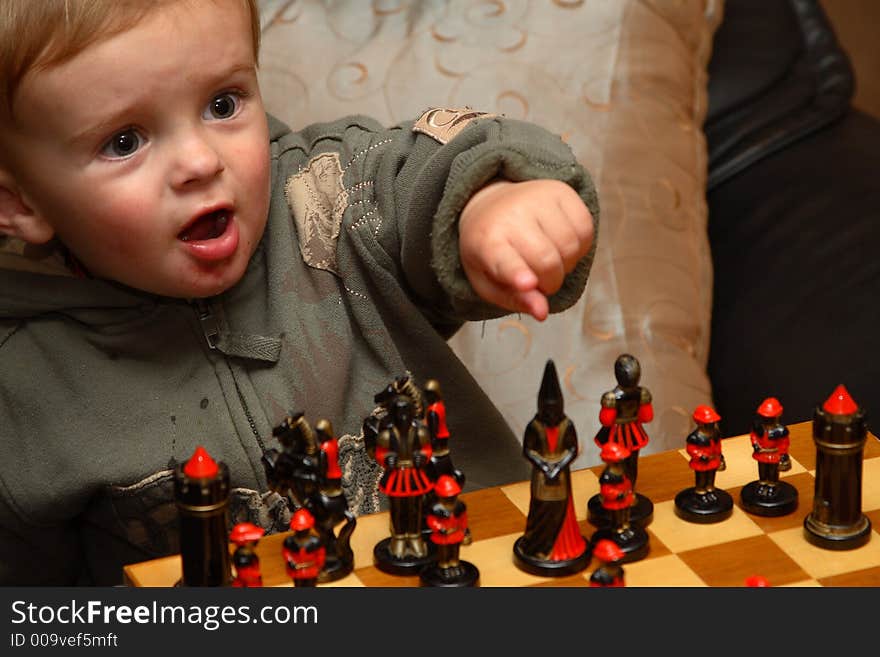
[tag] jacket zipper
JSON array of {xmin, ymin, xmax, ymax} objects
[{"xmin": 193, "ymin": 299, "xmax": 266, "ymax": 452}]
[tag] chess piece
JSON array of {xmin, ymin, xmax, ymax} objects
[
  {"xmin": 588, "ymin": 354, "xmax": 654, "ymax": 528},
  {"xmin": 312, "ymin": 419, "xmax": 357, "ymax": 581},
  {"xmin": 266, "ymin": 412, "xmax": 357, "ymax": 582},
  {"xmin": 740, "ymin": 397, "xmax": 798, "ymax": 516},
  {"xmin": 589, "ymin": 539, "xmax": 626, "ymax": 587},
  {"xmin": 421, "ymin": 378, "xmax": 471, "ymax": 545},
  {"xmin": 744, "ymin": 575, "xmax": 771, "ymax": 587},
  {"xmin": 674, "ymin": 405, "xmax": 734, "ymax": 523},
  {"xmin": 590, "ymin": 442, "xmax": 650, "ymax": 563},
  {"xmin": 372, "ymin": 394, "xmax": 437, "ymax": 575},
  {"xmin": 513, "ymin": 360, "xmax": 591, "ymax": 577},
  {"xmin": 423, "ymin": 379, "xmax": 465, "ymax": 486},
  {"xmin": 174, "ymin": 445, "xmax": 232, "ymax": 586},
  {"xmin": 230, "ymin": 522, "xmax": 265, "ymax": 587},
  {"xmin": 282, "ymin": 508, "xmax": 326, "ymax": 587},
  {"xmin": 803, "ymin": 385, "xmax": 872, "ymax": 549},
  {"xmin": 420, "ymin": 475, "xmax": 480, "ymax": 587}
]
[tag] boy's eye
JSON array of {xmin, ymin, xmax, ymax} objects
[
  {"xmin": 203, "ymin": 92, "xmax": 241, "ymax": 120},
  {"xmin": 99, "ymin": 129, "xmax": 144, "ymax": 159}
]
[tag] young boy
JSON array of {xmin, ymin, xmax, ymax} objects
[{"xmin": 0, "ymin": 0, "xmax": 598, "ymax": 585}]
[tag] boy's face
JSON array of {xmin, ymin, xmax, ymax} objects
[{"xmin": 4, "ymin": 0, "xmax": 270, "ymax": 298}]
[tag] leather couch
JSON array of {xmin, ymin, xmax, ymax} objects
[{"xmin": 704, "ymin": 0, "xmax": 880, "ymax": 434}]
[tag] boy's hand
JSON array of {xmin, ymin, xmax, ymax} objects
[{"xmin": 458, "ymin": 179, "xmax": 594, "ymax": 321}]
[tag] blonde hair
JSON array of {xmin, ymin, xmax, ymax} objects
[{"xmin": 0, "ymin": 0, "xmax": 261, "ymax": 117}]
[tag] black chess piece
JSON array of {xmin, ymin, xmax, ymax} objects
[
  {"xmin": 513, "ymin": 360, "xmax": 591, "ymax": 577},
  {"xmin": 419, "ymin": 475, "xmax": 479, "ymax": 587},
  {"xmin": 372, "ymin": 394, "xmax": 437, "ymax": 575},
  {"xmin": 174, "ymin": 445, "xmax": 232, "ymax": 586},
  {"xmin": 590, "ymin": 442, "xmax": 650, "ymax": 564},
  {"xmin": 674, "ymin": 405, "xmax": 733, "ymax": 523},
  {"xmin": 589, "ymin": 538, "xmax": 626, "ymax": 587},
  {"xmin": 740, "ymin": 397, "xmax": 798, "ymax": 516},
  {"xmin": 588, "ymin": 354, "xmax": 654, "ymax": 528},
  {"xmin": 230, "ymin": 522, "xmax": 265, "ymax": 587},
  {"xmin": 282, "ymin": 508, "xmax": 326, "ymax": 587},
  {"xmin": 312, "ymin": 419, "xmax": 357, "ymax": 581},
  {"xmin": 803, "ymin": 385, "xmax": 872, "ymax": 549}
]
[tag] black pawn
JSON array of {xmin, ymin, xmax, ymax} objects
[
  {"xmin": 740, "ymin": 398, "xmax": 798, "ymax": 517},
  {"xmin": 590, "ymin": 442, "xmax": 650, "ymax": 564},
  {"xmin": 420, "ymin": 475, "xmax": 479, "ymax": 587},
  {"xmin": 674, "ymin": 405, "xmax": 733, "ymax": 523}
]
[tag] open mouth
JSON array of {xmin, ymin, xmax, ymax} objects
[{"xmin": 178, "ymin": 209, "xmax": 230, "ymax": 242}]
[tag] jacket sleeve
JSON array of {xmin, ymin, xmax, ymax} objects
[
  {"xmin": 278, "ymin": 110, "xmax": 599, "ymax": 328},
  {"xmin": 403, "ymin": 110, "xmax": 600, "ymax": 322}
]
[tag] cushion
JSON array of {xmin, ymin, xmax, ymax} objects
[{"xmin": 257, "ymin": 0, "xmax": 723, "ymax": 468}]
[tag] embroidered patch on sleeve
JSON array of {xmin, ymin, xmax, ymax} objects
[
  {"xmin": 412, "ymin": 107, "xmax": 498, "ymax": 145},
  {"xmin": 284, "ymin": 152, "xmax": 349, "ymax": 274}
]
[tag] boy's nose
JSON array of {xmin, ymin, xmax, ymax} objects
[{"xmin": 170, "ymin": 134, "xmax": 224, "ymax": 188}]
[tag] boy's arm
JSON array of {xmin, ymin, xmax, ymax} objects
[{"xmin": 401, "ymin": 109, "xmax": 599, "ymax": 323}]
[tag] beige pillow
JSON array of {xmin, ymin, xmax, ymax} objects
[{"xmin": 258, "ymin": 0, "xmax": 723, "ymax": 468}]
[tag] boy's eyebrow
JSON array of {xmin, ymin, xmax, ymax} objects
[{"xmin": 67, "ymin": 63, "xmax": 258, "ymax": 147}]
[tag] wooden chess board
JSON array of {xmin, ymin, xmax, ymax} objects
[{"xmin": 123, "ymin": 420, "xmax": 880, "ymax": 587}]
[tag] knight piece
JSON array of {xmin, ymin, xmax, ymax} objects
[
  {"xmin": 803, "ymin": 384, "xmax": 872, "ymax": 549},
  {"xmin": 589, "ymin": 442, "xmax": 650, "ymax": 564},
  {"xmin": 230, "ymin": 522, "xmax": 265, "ymax": 587},
  {"xmin": 740, "ymin": 397, "xmax": 798, "ymax": 516},
  {"xmin": 513, "ymin": 360, "xmax": 591, "ymax": 577},
  {"xmin": 265, "ymin": 412, "xmax": 356, "ymax": 582},
  {"xmin": 588, "ymin": 354, "xmax": 654, "ymax": 528},
  {"xmin": 420, "ymin": 475, "xmax": 479, "ymax": 587},
  {"xmin": 174, "ymin": 445, "xmax": 232, "ymax": 587},
  {"xmin": 372, "ymin": 393, "xmax": 437, "ymax": 575},
  {"xmin": 674, "ymin": 405, "xmax": 733, "ymax": 523}
]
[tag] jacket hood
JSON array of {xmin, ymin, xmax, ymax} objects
[{"xmin": 0, "ymin": 236, "xmax": 159, "ymax": 322}]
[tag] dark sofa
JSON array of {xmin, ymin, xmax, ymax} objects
[{"xmin": 705, "ymin": 0, "xmax": 880, "ymax": 435}]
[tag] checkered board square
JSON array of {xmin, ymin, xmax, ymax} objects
[{"xmin": 124, "ymin": 421, "xmax": 880, "ymax": 587}]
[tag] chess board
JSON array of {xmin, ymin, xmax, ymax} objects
[{"xmin": 123, "ymin": 420, "xmax": 880, "ymax": 587}]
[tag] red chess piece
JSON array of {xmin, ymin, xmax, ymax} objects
[
  {"xmin": 282, "ymin": 509, "xmax": 326, "ymax": 587},
  {"xmin": 230, "ymin": 522, "xmax": 265, "ymax": 587},
  {"xmin": 745, "ymin": 575, "xmax": 771, "ymax": 587},
  {"xmin": 589, "ymin": 539, "xmax": 626, "ymax": 587}
]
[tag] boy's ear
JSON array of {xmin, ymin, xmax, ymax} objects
[{"xmin": 0, "ymin": 170, "xmax": 55, "ymax": 244}]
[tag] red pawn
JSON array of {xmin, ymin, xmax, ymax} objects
[
  {"xmin": 589, "ymin": 539, "xmax": 626, "ymax": 587},
  {"xmin": 282, "ymin": 509, "xmax": 326, "ymax": 587},
  {"xmin": 745, "ymin": 575, "xmax": 771, "ymax": 587},
  {"xmin": 230, "ymin": 522, "xmax": 265, "ymax": 587}
]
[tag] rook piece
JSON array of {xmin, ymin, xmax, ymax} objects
[
  {"xmin": 590, "ymin": 442, "xmax": 650, "ymax": 563},
  {"xmin": 589, "ymin": 539, "xmax": 626, "ymax": 587},
  {"xmin": 513, "ymin": 360, "xmax": 591, "ymax": 576},
  {"xmin": 174, "ymin": 446, "xmax": 232, "ymax": 586},
  {"xmin": 674, "ymin": 405, "xmax": 733, "ymax": 523},
  {"xmin": 740, "ymin": 397, "xmax": 798, "ymax": 516},
  {"xmin": 803, "ymin": 385, "xmax": 872, "ymax": 549},
  {"xmin": 420, "ymin": 475, "xmax": 479, "ymax": 587},
  {"xmin": 588, "ymin": 354, "xmax": 654, "ymax": 528},
  {"xmin": 230, "ymin": 522, "xmax": 265, "ymax": 587},
  {"xmin": 282, "ymin": 508, "xmax": 326, "ymax": 587}
]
